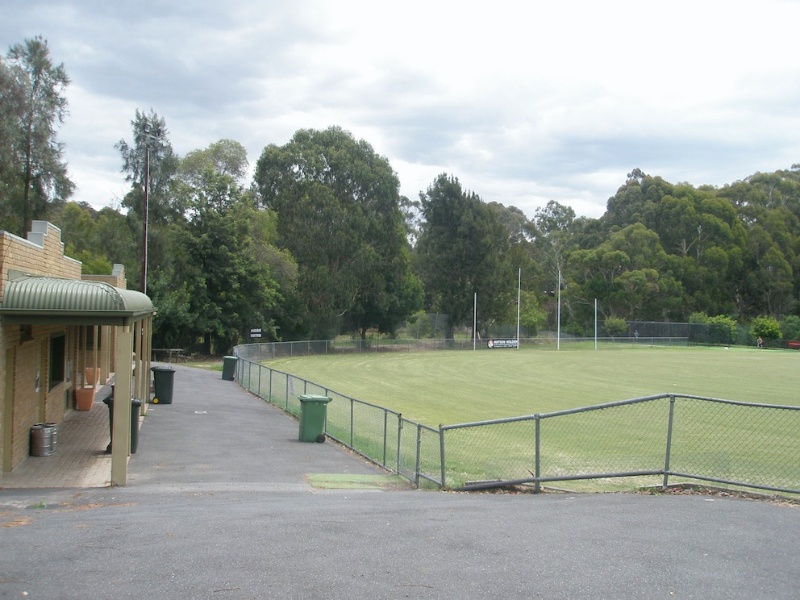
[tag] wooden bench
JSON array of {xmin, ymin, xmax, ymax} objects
[
  {"xmin": 787, "ymin": 341, "xmax": 800, "ymax": 349},
  {"xmin": 152, "ymin": 349, "xmax": 186, "ymax": 362}
]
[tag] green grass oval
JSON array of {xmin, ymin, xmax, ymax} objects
[{"xmin": 266, "ymin": 345, "xmax": 800, "ymax": 426}]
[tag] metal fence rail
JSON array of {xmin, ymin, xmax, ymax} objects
[
  {"xmin": 233, "ymin": 345, "xmax": 799, "ymax": 496},
  {"xmin": 442, "ymin": 394, "xmax": 800, "ymax": 494},
  {"xmin": 235, "ymin": 355, "xmax": 442, "ymax": 485}
]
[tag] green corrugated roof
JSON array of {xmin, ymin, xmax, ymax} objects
[{"xmin": 0, "ymin": 275, "xmax": 154, "ymax": 325}]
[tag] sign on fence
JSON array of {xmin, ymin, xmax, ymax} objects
[
  {"xmin": 487, "ymin": 339, "xmax": 518, "ymax": 349},
  {"xmin": 250, "ymin": 328, "xmax": 262, "ymax": 338}
]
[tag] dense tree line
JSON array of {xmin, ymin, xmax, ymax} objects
[{"xmin": 3, "ymin": 37, "xmax": 800, "ymax": 352}]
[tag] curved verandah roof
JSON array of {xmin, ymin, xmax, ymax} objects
[
  {"xmin": 0, "ymin": 274, "xmax": 154, "ymax": 486},
  {"xmin": 0, "ymin": 275, "xmax": 154, "ymax": 325}
]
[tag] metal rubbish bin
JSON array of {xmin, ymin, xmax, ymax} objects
[
  {"xmin": 102, "ymin": 393, "xmax": 143, "ymax": 454},
  {"xmin": 30, "ymin": 423, "xmax": 58, "ymax": 457},
  {"xmin": 298, "ymin": 394, "xmax": 332, "ymax": 443},
  {"xmin": 151, "ymin": 366, "xmax": 175, "ymax": 404},
  {"xmin": 45, "ymin": 422, "xmax": 58, "ymax": 451},
  {"xmin": 222, "ymin": 356, "xmax": 238, "ymax": 381}
]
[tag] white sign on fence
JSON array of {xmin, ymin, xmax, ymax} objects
[{"xmin": 487, "ymin": 339, "xmax": 518, "ymax": 349}]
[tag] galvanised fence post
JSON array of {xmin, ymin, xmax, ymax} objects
[
  {"xmin": 383, "ymin": 410, "xmax": 389, "ymax": 467},
  {"xmin": 415, "ymin": 423, "xmax": 422, "ymax": 487},
  {"xmin": 350, "ymin": 398, "xmax": 355, "ymax": 448},
  {"xmin": 396, "ymin": 417, "xmax": 403, "ymax": 474},
  {"xmin": 534, "ymin": 414, "xmax": 541, "ymax": 494},
  {"xmin": 439, "ymin": 425, "xmax": 446, "ymax": 489},
  {"xmin": 663, "ymin": 395, "xmax": 676, "ymax": 490}
]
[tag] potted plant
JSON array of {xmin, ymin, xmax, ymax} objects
[{"xmin": 75, "ymin": 386, "xmax": 95, "ymax": 410}]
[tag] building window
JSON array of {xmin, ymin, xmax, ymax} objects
[{"xmin": 49, "ymin": 334, "xmax": 66, "ymax": 390}]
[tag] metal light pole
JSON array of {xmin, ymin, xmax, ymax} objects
[
  {"xmin": 473, "ymin": 293, "xmax": 477, "ymax": 351},
  {"xmin": 140, "ymin": 125, "xmax": 160, "ymax": 296},
  {"xmin": 516, "ymin": 268, "xmax": 521, "ymax": 349},
  {"xmin": 557, "ymin": 269, "xmax": 561, "ymax": 351},
  {"xmin": 141, "ymin": 144, "xmax": 149, "ymax": 294}
]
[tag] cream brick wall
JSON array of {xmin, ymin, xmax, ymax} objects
[
  {"xmin": 0, "ymin": 222, "xmax": 81, "ymax": 300},
  {"xmin": 1, "ymin": 222, "xmax": 82, "ymax": 471},
  {"xmin": 9, "ymin": 330, "xmax": 72, "ymax": 469},
  {"xmin": 82, "ymin": 263, "xmax": 127, "ymax": 290}
]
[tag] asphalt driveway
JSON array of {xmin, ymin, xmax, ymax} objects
[{"xmin": 0, "ymin": 364, "xmax": 797, "ymax": 599}]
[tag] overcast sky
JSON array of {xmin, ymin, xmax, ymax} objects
[{"xmin": 3, "ymin": 0, "xmax": 800, "ymax": 219}]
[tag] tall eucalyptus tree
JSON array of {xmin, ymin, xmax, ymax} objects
[{"xmin": 1, "ymin": 36, "xmax": 73, "ymax": 235}]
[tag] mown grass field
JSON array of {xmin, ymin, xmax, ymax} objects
[
  {"xmin": 259, "ymin": 344, "xmax": 800, "ymax": 493},
  {"xmin": 266, "ymin": 344, "xmax": 800, "ymax": 426}
]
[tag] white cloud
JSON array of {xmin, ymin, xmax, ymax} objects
[{"xmin": 3, "ymin": 0, "xmax": 800, "ymax": 220}]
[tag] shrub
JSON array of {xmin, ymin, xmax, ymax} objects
[
  {"xmin": 707, "ymin": 315, "xmax": 737, "ymax": 345},
  {"xmin": 750, "ymin": 315, "xmax": 781, "ymax": 340},
  {"xmin": 604, "ymin": 316, "xmax": 628, "ymax": 338},
  {"xmin": 780, "ymin": 315, "xmax": 800, "ymax": 341}
]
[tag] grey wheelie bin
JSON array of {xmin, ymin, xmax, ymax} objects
[
  {"xmin": 103, "ymin": 392, "xmax": 142, "ymax": 454},
  {"xmin": 151, "ymin": 365, "xmax": 175, "ymax": 404},
  {"xmin": 222, "ymin": 355, "xmax": 238, "ymax": 381}
]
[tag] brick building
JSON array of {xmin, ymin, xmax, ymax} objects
[{"xmin": 0, "ymin": 221, "xmax": 154, "ymax": 485}]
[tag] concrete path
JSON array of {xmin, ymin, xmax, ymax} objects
[{"xmin": 0, "ymin": 364, "xmax": 797, "ymax": 599}]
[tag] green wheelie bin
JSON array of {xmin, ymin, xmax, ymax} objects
[{"xmin": 298, "ymin": 394, "xmax": 332, "ymax": 442}]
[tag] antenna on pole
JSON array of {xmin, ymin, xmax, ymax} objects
[{"xmin": 140, "ymin": 122, "xmax": 162, "ymax": 296}]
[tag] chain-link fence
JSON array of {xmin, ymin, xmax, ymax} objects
[
  {"xmin": 237, "ymin": 336, "xmax": 689, "ymax": 359},
  {"xmin": 239, "ymin": 339, "xmax": 483, "ymax": 359},
  {"xmin": 234, "ymin": 353, "xmax": 442, "ymax": 483},
  {"xmin": 442, "ymin": 394, "xmax": 800, "ymax": 495},
  {"xmin": 233, "ymin": 346, "xmax": 799, "ymax": 496},
  {"xmin": 238, "ymin": 319, "xmax": 787, "ymax": 356}
]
